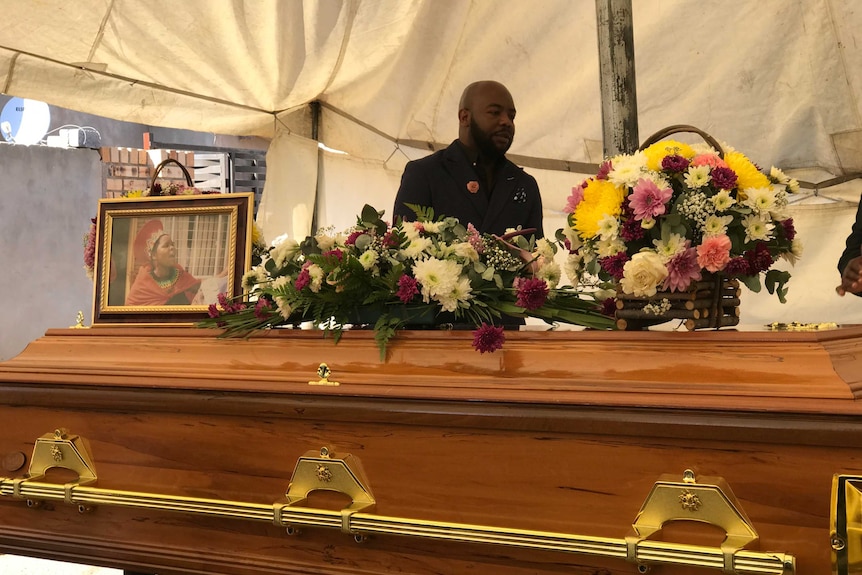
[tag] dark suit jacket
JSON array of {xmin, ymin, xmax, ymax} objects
[
  {"xmin": 839, "ymin": 197, "xmax": 862, "ymax": 295},
  {"xmin": 392, "ymin": 140, "xmax": 544, "ymax": 238}
]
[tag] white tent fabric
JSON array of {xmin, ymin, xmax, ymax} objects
[{"xmin": 3, "ymin": 0, "xmax": 862, "ymax": 326}]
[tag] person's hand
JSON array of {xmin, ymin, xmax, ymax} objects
[{"xmin": 837, "ymin": 254, "xmax": 862, "ymax": 295}]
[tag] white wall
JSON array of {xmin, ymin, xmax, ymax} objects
[{"xmin": 0, "ymin": 144, "xmax": 102, "ymax": 360}]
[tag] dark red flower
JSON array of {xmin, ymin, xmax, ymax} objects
[
  {"xmin": 515, "ymin": 278, "xmax": 549, "ymax": 310},
  {"xmin": 323, "ymin": 248, "xmax": 344, "ymax": 261},
  {"xmin": 345, "ymin": 231, "xmax": 364, "ymax": 246},
  {"xmin": 396, "ymin": 274, "xmax": 419, "ymax": 303},
  {"xmin": 207, "ymin": 303, "xmax": 221, "ymax": 318},
  {"xmin": 295, "ymin": 268, "xmax": 311, "ymax": 291},
  {"xmin": 600, "ymin": 297, "xmax": 617, "ymax": 317},
  {"xmin": 781, "ymin": 218, "xmax": 797, "ymax": 241},
  {"xmin": 661, "ymin": 154, "xmax": 690, "ymax": 172},
  {"xmin": 254, "ymin": 298, "xmax": 273, "ymax": 320},
  {"xmin": 723, "ymin": 256, "xmax": 751, "ymax": 277},
  {"xmin": 745, "ymin": 242, "xmax": 774, "ymax": 274},
  {"xmin": 711, "ymin": 167, "xmax": 738, "ymax": 190},
  {"xmin": 599, "ymin": 252, "xmax": 629, "ymax": 281},
  {"xmin": 472, "ymin": 323, "xmax": 505, "ymax": 354}
]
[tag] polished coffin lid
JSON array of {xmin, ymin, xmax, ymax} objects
[{"xmin": 0, "ymin": 325, "xmax": 860, "ymax": 414}]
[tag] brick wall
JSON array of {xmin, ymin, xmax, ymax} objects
[{"xmin": 99, "ymin": 148, "xmax": 196, "ymax": 198}]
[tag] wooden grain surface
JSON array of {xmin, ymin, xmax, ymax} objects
[{"xmin": 0, "ymin": 327, "xmax": 860, "ymax": 574}]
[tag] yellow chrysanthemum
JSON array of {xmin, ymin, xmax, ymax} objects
[
  {"xmin": 251, "ymin": 222, "xmax": 263, "ymax": 246},
  {"xmin": 724, "ymin": 151, "xmax": 769, "ymax": 199},
  {"xmin": 643, "ymin": 139, "xmax": 695, "ymax": 171},
  {"xmin": 572, "ymin": 179, "xmax": 625, "ymax": 239}
]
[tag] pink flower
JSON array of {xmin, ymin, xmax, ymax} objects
[
  {"xmin": 662, "ymin": 246, "xmax": 702, "ymax": 292},
  {"xmin": 515, "ymin": 277, "xmax": 549, "ymax": 310},
  {"xmin": 467, "ymin": 181, "xmax": 480, "ymax": 194},
  {"xmin": 472, "ymin": 323, "xmax": 505, "ymax": 353},
  {"xmin": 596, "ymin": 160, "xmax": 613, "ymax": 180},
  {"xmin": 691, "ymin": 154, "xmax": 728, "ymax": 169},
  {"xmin": 254, "ymin": 298, "xmax": 273, "ymax": 320},
  {"xmin": 564, "ymin": 183, "xmax": 586, "ymax": 213},
  {"xmin": 628, "ymin": 178, "xmax": 673, "ymax": 221},
  {"xmin": 323, "ymin": 248, "xmax": 343, "ymax": 261},
  {"xmin": 345, "ymin": 231, "xmax": 364, "ymax": 245},
  {"xmin": 696, "ymin": 235, "xmax": 732, "ymax": 272},
  {"xmin": 467, "ymin": 223, "xmax": 484, "ymax": 253}
]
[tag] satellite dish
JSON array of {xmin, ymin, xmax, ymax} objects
[{"xmin": 0, "ymin": 98, "xmax": 51, "ymax": 145}]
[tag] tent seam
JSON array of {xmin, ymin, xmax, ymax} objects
[
  {"xmin": 87, "ymin": 0, "xmax": 117, "ymax": 64},
  {"xmin": 2, "ymin": 52, "xmax": 18, "ymax": 94}
]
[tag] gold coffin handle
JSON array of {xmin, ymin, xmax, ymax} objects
[
  {"xmin": 0, "ymin": 431, "xmax": 795, "ymax": 575},
  {"xmin": 832, "ymin": 474, "xmax": 862, "ymax": 574},
  {"xmin": 627, "ymin": 469, "xmax": 759, "ymax": 574},
  {"xmin": 281, "ymin": 446, "xmax": 375, "ymax": 534}
]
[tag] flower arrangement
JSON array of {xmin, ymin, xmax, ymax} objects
[
  {"xmin": 199, "ymin": 204, "xmax": 614, "ymax": 358},
  {"xmin": 560, "ymin": 131, "xmax": 802, "ymax": 309}
]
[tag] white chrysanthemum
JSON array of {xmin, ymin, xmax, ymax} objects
[
  {"xmin": 640, "ymin": 171, "xmax": 671, "ymax": 189},
  {"xmin": 608, "ymin": 151, "xmax": 648, "ymax": 187},
  {"xmin": 782, "ymin": 237, "xmax": 804, "ymax": 265},
  {"xmin": 702, "ymin": 214, "xmax": 734, "ymax": 236},
  {"xmin": 452, "ymin": 241, "xmax": 480, "ymax": 262},
  {"xmin": 307, "ymin": 264, "xmax": 324, "ymax": 293},
  {"xmin": 420, "ymin": 221, "xmax": 443, "ymax": 234},
  {"xmin": 412, "ymin": 257, "xmax": 462, "ymax": 302},
  {"xmin": 712, "ymin": 190, "xmax": 736, "ymax": 211},
  {"xmin": 402, "ymin": 221, "xmax": 423, "ymax": 240},
  {"xmin": 596, "ymin": 237, "xmax": 626, "ymax": 258},
  {"xmin": 684, "ymin": 165, "xmax": 710, "ymax": 189},
  {"xmin": 402, "ymin": 237, "xmax": 433, "ymax": 259},
  {"xmin": 652, "ymin": 232, "xmax": 687, "ymax": 260},
  {"xmin": 770, "ymin": 166, "xmax": 790, "ymax": 185},
  {"xmin": 786, "ymin": 178, "xmax": 800, "ymax": 193},
  {"xmin": 438, "ymin": 276, "xmax": 473, "ymax": 312},
  {"xmin": 536, "ymin": 259, "xmax": 562, "ymax": 290},
  {"xmin": 359, "ymin": 250, "xmax": 379, "ymax": 272},
  {"xmin": 242, "ymin": 268, "xmax": 263, "ymax": 290},
  {"xmin": 742, "ymin": 214, "xmax": 775, "ymax": 243},
  {"xmin": 271, "ymin": 237, "xmax": 301, "ymax": 268},
  {"xmin": 563, "ymin": 252, "xmax": 584, "ymax": 283},
  {"xmin": 597, "ymin": 214, "xmax": 620, "ymax": 240},
  {"xmin": 742, "ymin": 187, "xmax": 777, "ymax": 214},
  {"xmin": 533, "ymin": 238, "xmax": 556, "ymax": 260},
  {"xmin": 620, "ymin": 251, "xmax": 668, "ymax": 297},
  {"xmin": 690, "ymin": 142, "xmax": 719, "ymax": 156},
  {"xmin": 274, "ymin": 296, "xmax": 293, "ymax": 320}
]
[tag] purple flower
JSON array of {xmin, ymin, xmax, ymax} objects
[
  {"xmin": 711, "ymin": 167, "xmax": 738, "ymax": 190},
  {"xmin": 472, "ymin": 323, "xmax": 505, "ymax": 354},
  {"xmin": 723, "ymin": 256, "xmax": 751, "ymax": 277},
  {"xmin": 629, "ymin": 178, "xmax": 673, "ymax": 220},
  {"xmin": 661, "ymin": 154, "xmax": 690, "ymax": 172},
  {"xmin": 782, "ymin": 218, "xmax": 797, "ymax": 241},
  {"xmin": 662, "ymin": 246, "xmax": 702, "ymax": 292},
  {"xmin": 217, "ymin": 292, "xmax": 231, "ymax": 308},
  {"xmin": 207, "ymin": 303, "xmax": 221, "ymax": 318},
  {"xmin": 599, "ymin": 252, "xmax": 630, "ymax": 281},
  {"xmin": 396, "ymin": 274, "xmax": 419, "ymax": 303},
  {"xmin": 515, "ymin": 278, "xmax": 549, "ymax": 310},
  {"xmin": 254, "ymin": 298, "xmax": 273, "ymax": 320},
  {"xmin": 745, "ymin": 242, "xmax": 774, "ymax": 274}
]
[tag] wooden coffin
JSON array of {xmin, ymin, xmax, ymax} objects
[{"xmin": 1, "ymin": 325, "xmax": 861, "ymax": 575}]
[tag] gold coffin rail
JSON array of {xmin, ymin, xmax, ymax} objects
[{"xmin": 0, "ymin": 431, "xmax": 796, "ymax": 575}]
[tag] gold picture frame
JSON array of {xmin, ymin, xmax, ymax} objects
[{"xmin": 92, "ymin": 193, "xmax": 253, "ymax": 325}]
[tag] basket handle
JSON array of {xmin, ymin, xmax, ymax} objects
[
  {"xmin": 150, "ymin": 158, "xmax": 194, "ymax": 189},
  {"xmin": 638, "ymin": 124, "xmax": 724, "ymax": 158}
]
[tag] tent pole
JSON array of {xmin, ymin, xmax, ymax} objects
[
  {"xmin": 310, "ymin": 100, "xmax": 321, "ymax": 233},
  {"xmin": 595, "ymin": 0, "xmax": 639, "ymax": 156}
]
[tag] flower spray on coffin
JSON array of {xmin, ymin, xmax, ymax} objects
[
  {"xmin": 559, "ymin": 125, "xmax": 802, "ymax": 330},
  {"xmin": 199, "ymin": 204, "xmax": 614, "ymax": 360}
]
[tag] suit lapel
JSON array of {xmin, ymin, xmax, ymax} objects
[
  {"xmin": 483, "ymin": 161, "xmax": 519, "ymax": 232},
  {"xmin": 442, "ymin": 142, "xmax": 487, "ymax": 219}
]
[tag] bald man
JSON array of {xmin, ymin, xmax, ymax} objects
[{"xmin": 392, "ymin": 81, "xmax": 543, "ymax": 238}]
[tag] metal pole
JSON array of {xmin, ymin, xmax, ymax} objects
[{"xmin": 595, "ymin": 0, "xmax": 639, "ymax": 157}]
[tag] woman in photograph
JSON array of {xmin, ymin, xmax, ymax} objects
[{"xmin": 125, "ymin": 219, "xmax": 202, "ymax": 306}]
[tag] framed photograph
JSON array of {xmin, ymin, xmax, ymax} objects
[{"xmin": 92, "ymin": 193, "xmax": 253, "ymax": 325}]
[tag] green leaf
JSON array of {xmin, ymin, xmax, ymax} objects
[
  {"xmin": 764, "ymin": 269, "xmax": 791, "ymax": 303},
  {"xmin": 361, "ymin": 204, "xmax": 381, "ymax": 226},
  {"xmin": 739, "ymin": 274, "xmax": 762, "ymax": 293}
]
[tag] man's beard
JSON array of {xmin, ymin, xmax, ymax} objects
[{"xmin": 470, "ymin": 118, "xmax": 511, "ymax": 159}]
